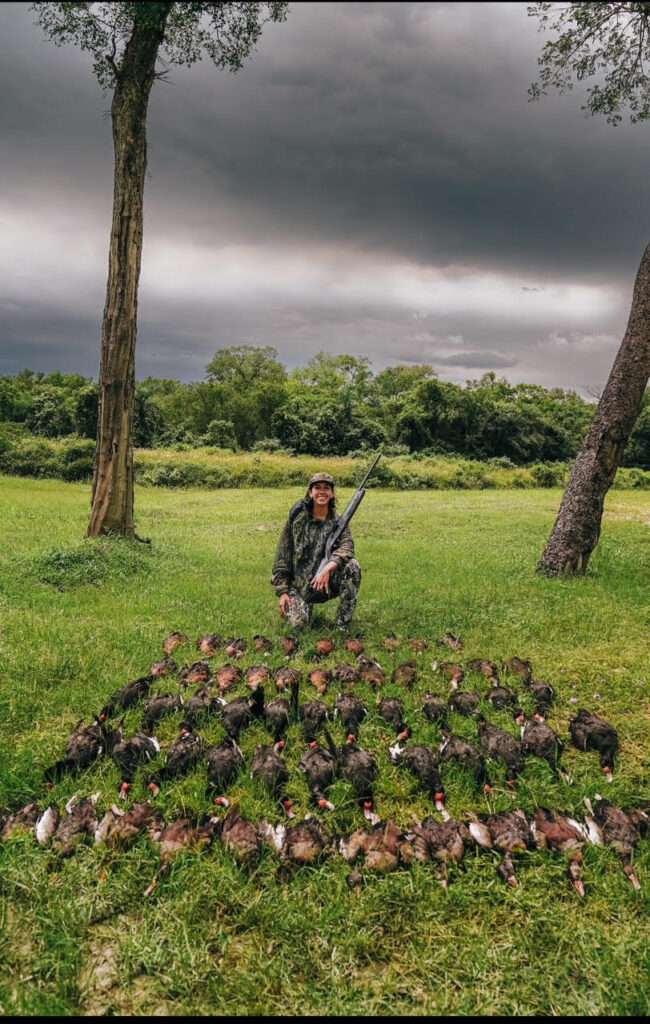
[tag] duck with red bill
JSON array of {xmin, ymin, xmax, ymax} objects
[
  {"xmin": 299, "ymin": 739, "xmax": 337, "ymax": 811},
  {"xmin": 111, "ymin": 731, "xmax": 161, "ymax": 799},
  {"xmin": 145, "ymin": 725, "xmax": 204, "ymax": 798},
  {"xmin": 389, "ymin": 742, "xmax": 447, "ymax": 817}
]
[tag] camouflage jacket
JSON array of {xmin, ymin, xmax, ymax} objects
[{"xmin": 271, "ymin": 499, "xmax": 355, "ymax": 597}]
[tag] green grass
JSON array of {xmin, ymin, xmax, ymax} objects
[{"xmin": 1, "ymin": 475, "xmax": 649, "ymax": 1015}]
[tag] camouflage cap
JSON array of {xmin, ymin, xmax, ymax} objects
[{"xmin": 308, "ymin": 472, "xmax": 335, "ymax": 488}]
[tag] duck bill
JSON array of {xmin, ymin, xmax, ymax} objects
[
  {"xmin": 572, "ymin": 878, "xmax": 585, "ymax": 897},
  {"xmin": 281, "ymin": 798, "xmax": 296, "ymax": 819},
  {"xmin": 317, "ymin": 798, "xmax": 336, "ymax": 812},
  {"xmin": 148, "ymin": 782, "xmax": 161, "ymax": 798},
  {"xmin": 119, "ymin": 782, "xmax": 131, "ymax": 801},
  {"xmin": 602, "ymin": 767, "xmax": 614, "ymax": 783},
  {"xmin": 214, "ymin": 796, "xmax": 230, "ymax": 808},
  {"xmin": 363, "ymin": 802, "xmax": 380, "ymax": 826}
]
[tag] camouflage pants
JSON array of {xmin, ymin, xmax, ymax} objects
[{"xmin": 286, "ymin": 558, "xmax": 361, "ymax": 631}]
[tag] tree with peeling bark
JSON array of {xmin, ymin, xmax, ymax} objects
[
  {"xmin": 528, "ymin": 1, "xmax": 650, "ymax": 575},
  {"xmin": 32, "ymin": 2, "xmax": 289, "ymax": 539}
]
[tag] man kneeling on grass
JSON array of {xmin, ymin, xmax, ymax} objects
[{"xmin": 271, "ymin": 472, "xmax": 361, "ymax": 632}]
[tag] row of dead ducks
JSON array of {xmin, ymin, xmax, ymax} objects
[
  {"xmin": 41, "ymin": 664, "xmax": 620, "ymax": 810},
  {"xmin": 1, "ymin": 792, "xmax": 647, "ymax": 895},
  {"xmin": 158, "ymin": 630, "xmax": 465, "ymax": 663}
]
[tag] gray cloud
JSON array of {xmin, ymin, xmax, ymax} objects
[{"xmin": 0, "ymin": 1, "xmax": 646, "ymax": 393}]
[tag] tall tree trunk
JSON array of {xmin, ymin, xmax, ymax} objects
[
  {"xmin": 87, "ymin": 6, "xmax": 170, "ymax": 538},
  {"xmin": 538, "ymin": 242, "xmax": 650, "ymax": 576}
]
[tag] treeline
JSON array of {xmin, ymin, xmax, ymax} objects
[{"xmin": 3, "ymin": 348, "xmax": 650, "ymax": 466}]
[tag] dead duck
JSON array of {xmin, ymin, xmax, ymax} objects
[
  {"xmin": 333, "ymin": 663, "xmax": 361, "ymax": 685},
  {"xmin": 146, "ymin": 725, "xmax": 204, "ymax": 797},
  {"xmin": 382, "ymin": 633, "xmax": 400, "ymax": 653},
  {"xmin": 269, "ymin": 818, "xmax": 333, "ymax": 867},
  {"xmin": 264, "ymin": 698, "xmax": 292, "ymax": 750},
  {"xmin": 448, "ymin": 684, "xmax": 481, "ymax": 718},
  {"xmin": 95, "ymin": 801, "xmax": 164, "ymax": 850},
  {"xmin": 0, "ymin": 801, "xmax": 41, "ymax": 841},
  {"xmin": 179, "ymin": 661, "xmax": 211, "ymax": 686},
  {"xmin": 197, "ymin": 634, "xmax": 223, "ymax": 657},
  {"xmin": 340, "ymin": 820, "xmax": 408, "ymax": 875},
  {"xmin": 569, "ymin": 709, "xmax": 619, "ymax": 781},
  {"xmin": 503, "ymin": 656, "xmax": 532, "ymax": 683},
  {"xmin": 265, "ymin": 681, "xmax": 299, "ymax": 747},
  {"xmin": 309, "ymin": 668, "xmax": 331, "ymax": 696},
  {"xmin": 586, "ymin": 796, "xmax": 641, "ymax": 890},
  {"xmin": 279, "ymin": 635, "xmax": 299, "ymax": 657},
  {"xmin": 177, "ymin": 688, "xmax": 221, "ymax": 729},
  {"xmin": 145, "ymin": 816, "xmax": 216, "ymax": 895},
  {"xmin": 220, "ymin": 688, "xmax": 265, "ymax": 740},
  {"xmin": 299, "ymin": 699, "xmax": 330, "ymax": 742},
  {"xmin": 466, "ymin": 658, "xmax": 499, "ymax": 682},
  {"xmin": 163, "ymin": 631, "xmax": 189, "ymax": 656},
  {"xmin": 487, "ymin": 679, "xmax": 518, "ymax": 710},
  {"xmin": 225, "ymin": 638, "xmax": 247, "ymax": 660},
  {"xmin": 623, "ymin": 804, "xmax": 650, "ymax": 837},
  {"xmin": 99, "ymin": 676, "xmax": 153, "ymax": 721},
  {"xmin": 35, "ymin": 805, "xmax": 60, "ymax": 846},
  {"xmin": 466, "ymin": 809, "xmax": 535, "ymax": 887},
  {"xmin": 274, "ymin": 666, "xmax": 301, "ymax": 693},
  {"xmin": 389, "ymin": 743, "xmax": 446, "ymax": 814},
  {"xmin": 434, "ymin": 661, "xmax": 465, "ymax": 685},
  {"xmin": 411, "ymin": 816, "xmax": 469, "ymax": 886},
  {"xmin": 339, "ymin": 737, "xmax": 380, "ymax": 824},
  {"xmin": 111, "ymin": 732, "xmax": 161, "ymax": 799},
  {"xmin": 253, "ymin": 634, "xmax": 273, "ymax": 654},
  {"xmin": 422, "ymin": 693, "xmax": 448, "ymax": 727},
  {"xmin": 514, "ymin": 710, "xmax": 566, "ymax": 779},
  {"xmin": 247, "ymin": 664, "xmax": 271, "ymax": 691},
  {"xmin": 526, "ymin": 678, "xmax": 555, "ymax": 716},
  {"xmin": 44, "ymin": 718, "xmax": 122, "ymax": 785},
  {"xmin": 344, "ymin": 637, "xmax": 365, "ymax": 656},
  {"xmin": 437, "ymin": 632, "xmax": 463, "ymax": 652},
  {"xmin": 251, "ymin": 744, "xmax": 294, "ymax": 816},
  {"xmin": 334, "ymin": 693, "xmax": 367, "ymax": 736},
  {"xmin": 141, "ymin": 693, "xmax": 184, "ymax": 735},
  {"xmin": 409, "ymin": 638, "xmax": 428, "ymax": 654},
  {"xmin": 150, "ymin": 657, "xmax": 178, "ymax": 678},
  {"xmin": 51, "ymin": 793, "xmax": 100, "ymax": 859},
  {"xmin": 357, "ymin": 656, "xmax": 385, "ymax": 688},
  {"xmin": 477, "ymin": 716, "xmax": 524, "ymax": 786},
  {"xmin": 218, "ymin": 806, "xmax": 261, "ymax": 864},
  {"xmin": 377, "ymin": 697, "xmax": 410, "ymax": 741},
  {"xmin": 531, "ymin": 807, "xmax": 587, "ymax": 896},
  {"xmin": 392, "ymin": 660, "xmax": 417, "ymax": 688},
  {"xmin": 299, "ymin": 741, "xmax": 337, "ymax": 810},
  {"xmin": 215, "ymin": 664, "xmax": 242, "ymax": 695},
  {"xmin": 315, "ymin": 637, "xmax": 335, "ymax": 658},
  {"xmin": 205, "ymin": 738, "xmax": 245, "ymax": 801},
  {"xmin": 438, "ymin": 728, "xmax": 490, "ymax": 791}
]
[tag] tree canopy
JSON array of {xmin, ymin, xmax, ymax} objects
[{"xmin": 529, "ymin": 2, "xmax": 650, "ymax": 123}]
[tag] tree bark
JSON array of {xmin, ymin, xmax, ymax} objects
[
  {"xmin": 87, "ymin": 6, "xmax": 170, "ymax": 538},
  {"xmin": 538, "ymin": 242, "xmax": 650, "ymax": 576}
]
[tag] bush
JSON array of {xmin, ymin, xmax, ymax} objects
[{"xmin": 530, "ymin": 463, "xmax": 565, "ymax": 487}]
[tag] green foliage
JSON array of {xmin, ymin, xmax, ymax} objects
[
  {"xmin": 529, "ymin": 2, "xmax": 650, "ymax": 124},
  {"xmin": 32, "ymin": 2, "xmax": 290, "ymax": 91}
]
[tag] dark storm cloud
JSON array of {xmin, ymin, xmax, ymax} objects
[{"xmin": 0, "ymin": 2, "xmax": 646, "ymax": 391}]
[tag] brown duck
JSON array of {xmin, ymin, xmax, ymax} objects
[
  {"xmin": 586, "ymin": 796, "xmax": 641, "ymax": 890},
  {"xmin": 299, "ymin": 699, "xmax": 329, "ymax": 743},
  {"xmin": 377, "ymin": 697, "xmax": 410, "ymax": 740},
  {"xmin": 531, "ymin": 808, "xmax": 586, "ymax": 896},
  {"xmin": 299, "ymin": 740, "xmax": 337, "ymax": 811},
  {"xmin": 215, "ymin": 664, "xmax": 242, "ymax": 695},
  {"xmin": 111, "ymin": 732, "xmax": 161, "ymax": 799},
  {"xmin": 179, "ymin": 661, "xmax": 211, "ymax": 686},
  {"xmin": 145, "ymin": 816, "xmax": 216, "ymax": 895},
  {"xmin": 142, "ymin": 694, "xmax": 184, "ymax": 735},
  {"xmin": 334, "ymin": 693, "xmax": 367, "ymax": 736},
  {"xmin": 477, "ymin": 716, "xmax": 524, "ymax": 785},
  {"xmin": 150, "ymin": 657, "xmax": 178, "ymax": 678},
  {"xmin": 357, "ymin": 656, "xmax": 385, "ymax": 688},
  {"xmin": 333, "ymin": 663, "xmax": 361, "ymax": 685},
  {"xmin": 503, "ymin": 656, "xmax": 532, "ymax": 683},
  {"xmin": 466, "ymin": 810, "xmax": 535, "ymax": 887},
  {"xmin": 344, "ymin": 637, "xmax": 365, "ymax": 656},
  {"xmin": 389, "ymin": 743, "xmax": 446, "ymax": 814},
  {"xmin": 218, "ymin": 806, "xmax": 261, "ymax": 864},
  {"xmin": 411, "ymin": 816, "xmax": 469, "ymax": 886},
  {"xmin": 569, "ymin": 709, "xmax": 619, "ymax": 781},
  {"xmin": 438, "ymin": 728, "xmax": 490, "ymax": 791},
  {"xmin": 251, "ymin": 744, "xmax": 294, "ymax": 816},
  {"xmin": 163, "ymin": 631, "xmax": 189, "ymax": 656},
  {"xmin": 206, "ymin": 738, "xmax": 245, "ymax": 801},
  {"xmin": 45, "ymin": 718, "xmax": 122, "ymax": 785},
  {"xmin": 422, "ymin": 693, "xmax": 448, "ymax": 727},
  {"xmin": 146, "ymin": 725, "xmax": 204, "ymax": 797},
  {"xmin": 99, "ymin": 676, "xmax": 153, "ymax": 721},
  {"xmin": 274, "ymin": 666, "xmax": 301, "ymax": 693},
  {"xmin": 309, "ymin": 668, "xmax": 331, "ymax": 696},
  {"xmin": 51, "ymin": 794, "xmax": 100, "ymax": 859},
  {"xmin": 253, "ymin": 634, "xmax": 273, "ymax": 654},
  {"xmin": 466, "ymin": 658, "xmax": 499, "ymax": 681},
  {"xmin": 95, "ymin": 801, "xmax": 164, "ymax": 850},
  {"xmin": 219, "ymin": 688, "xmax": 265, "ymax": 740},
  {"xmin": 437, "ymin": 632, "xmax": 463, "ymax": 652},
  {"xmin": 197, "ymin": 634, "xmax": 223, "ymax": 657},
  {"xmin": 392, "ymin": 661, "xmax": 417, "ymax": 688},
  {"xmin": 279, "ymin": 635, "xmax": 299, "ymax": 657},
  {"xmin": 247, "ymin": 664, "xmax": 271, "ymax": 691},
  {"xmin": 225, "ymin": 638, "xmax": 247, "ymax": 660}
]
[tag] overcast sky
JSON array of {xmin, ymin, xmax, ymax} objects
[{"xmin": 1, "ymin": 1, "xmax": 648, "ymax": 393}]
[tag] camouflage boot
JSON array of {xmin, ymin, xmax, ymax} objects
[{"xmin": 333, "ymin": 558, "xmax": 361, "ymax": 631}]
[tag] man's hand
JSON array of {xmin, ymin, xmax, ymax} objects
[
  {"xmin": 310, "ymin": 560, "xmax": 338, "ymax": 593},
  {"xmin": 279, "ymin": 593, "xmax": 291, "ymax": 618}
]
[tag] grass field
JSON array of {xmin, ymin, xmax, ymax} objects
[{"xmin": 0, "ymin": 475, "xmax": 649, "ymax": 1016}]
